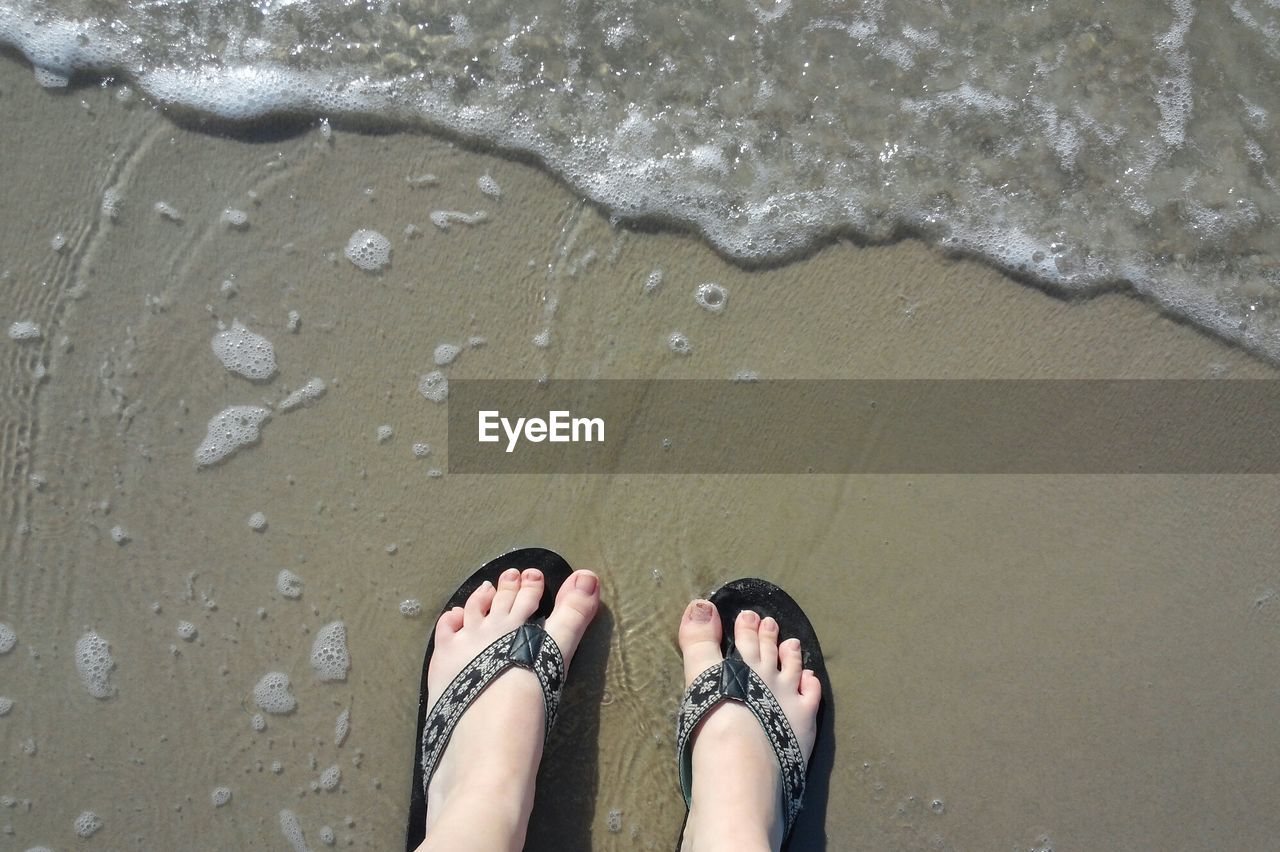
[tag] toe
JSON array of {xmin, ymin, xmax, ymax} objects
[
  {"xmin": 679, "ymin": 600, "xmax": 724, "ymax": 685},
  {"xmin": 734, "ymin": 610, "xmax": 762, "ymax": 663},
  {"xmin": 463, "ymin": 580, "xmax": 496, "ymax": 625},
  {"xmin": 758, "ymin": 616, "xmax": 780, "ymax": 671},
  {"xmin": 511, "ymin": 568, "xmax": 545, "ymax": 620},
  {"xmin": 800, "ymin": 669, "xmax": 822, "ymax": 705},
  {"xmin": 491, "ymin": 567, "xmax": 522, "ymax": 614},
  {"xmin": 544, "ymin": 570, "xmax": 601, "ymax": 663},
  {"xmin": 435, "ymin": 606, "xmax": 464, "ymax": 642},
  {"xmin": 779, "ymin": 636, "xmax": 803, "ymax": 681}
]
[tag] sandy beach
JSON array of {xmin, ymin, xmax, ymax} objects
[{"xmin": 2, "ymin": 53, "xmax": 1280, "ymax": 852}]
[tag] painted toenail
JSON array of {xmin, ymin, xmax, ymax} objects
[
  {"xmin": 691, "ymin": 601, "xmax": 713, "ymax": 622},
  {"xmin": 574, "ymin": 572, "xmax": 598, "ymax": 593}
]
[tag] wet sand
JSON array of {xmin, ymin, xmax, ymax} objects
[{"xmin": 2, "ymin": 56, "xmax": 1280, "ymax": 851}]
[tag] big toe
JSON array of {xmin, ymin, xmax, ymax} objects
[
  {"xmin": 543, "ymin": 570, "xmax": 601, "ymax": 663},
  {"xmin": 679, "ymin": 599, "xmax": 724, "ymax": 685}
]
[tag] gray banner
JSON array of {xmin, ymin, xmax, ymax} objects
[{"xmin": 446, "ymin": 380, "xmax": 1280, "ymax": 473}]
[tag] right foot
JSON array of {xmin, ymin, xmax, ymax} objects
[
  {"xmin": 678, "ymin": 600, "xmax": 822, "ymax": 852},
  {"xmin": 420, "ymin": 566, "xmax": 600, "ymax": 851}
]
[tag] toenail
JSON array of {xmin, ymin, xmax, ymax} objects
[
  {"xmin": 502, "ymin": 568, "xmax": 520, "ymax": 582},
  {"xmin": 739, "ymin": 609, "xmax": 759, "ymax": 626},
  {"xmin": 760, "ymin": 616, "xmax": 778, "ymax": 632},
  {"xmin": 523, "ymin": 568, "xmax": 542, "ymax": 581},
  {"xmin": 574, "ymin": 572, "xmax": 598, "ymax": 593},
  {"xmin": 690, "ymin": 601, "xmax": 713, "ymax": 622}
]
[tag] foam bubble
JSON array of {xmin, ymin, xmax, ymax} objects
[
  {"xmin": 399, "ymin": 599, "xmax": 423, "ymax": 617},
  {"xmin": 195, "ymin": 406, "xmax": 270, "ymax": 467},
  {"xmin": 411, "ymin": 443, "xmax": 431, "ymax": 458},
  {"xmin": 176, "ymin": 621, "xmax": 197, "ymax": 641},
  {"xmin": 101, "ymin": 187, "xmax": 121, "ymax": 220},
  {"xmin": 33, "ymin": 66, "xmax": 68, "ymax": 88},
  {"xmin": 310, "ymin": 621, "xmax": 349, "ymax": 682},
  {"xmin": 271, "ymin": 760, "xmax": 283, "ymax": 774},
  {"xmin": 533, "ymin": 329, "xmax": 551, "ymax": 349},
  {"xmin": 376, "ymin": 425, "xmax": 394, "ymax": 443},
  {"xmin": 154, "ymin": 201, "xmax": 183, "ymax": 222},
  {"xmin": 253, "ymin": 672, "xmax": 297, "ymax": 714},
  {"xmin": 50, "ymin": 232, "xmax": 67, "ymax": 252},
  {"xmin": 0, "ymin": 696, "xmax": 12, "ymax": 715},
  {"xmin": 279, "ymin": 809, "xmax": 309, "ymax": 852},
  {"xmin": 7, "ymin": 321, "xmax": 41, "ymax": 341},
  {"xmin": 668, "ymin": 332, "xmax": 692, "ymax": 355},
  {"xmin": 287, "ymin": 310, "xmax": 301, "ymax": 333},
  {"xmin": 211, "ymin": 787, "xmax": 232, "ymax": 807},
  {"xmin": 335, "ymin": 708, "xmax": 350, "ymax": 746},
  {"xmin": 694, "ymin": 282, "xmax": 728, "ymax": 313},
  {"xmin": 644, "ymin": 269, "xmax": 663, "ymax": 295},
  {"xmin": 74, "ymin": 811, "xmax": 102, "ymax": 838},
  {"xmin": 418, "ymin": 371, "xmax": 448, "ymax": 403},
  {"xmin": 429, "ymin": 210, "xmax": 488, "ymax": 231},
  {"xmin": 211, "ymin": 320, "xmax": 277, "ymax": 381},
  {"xmin": 277, "ymin": 569, "xmax": 303, "ymax": 599},
  {"xmin": 319, "ymin": 826, "xmax": 336, "ymax": 846},
  {"xmin": 434, "ymin": 343, "xmax": 461, "ymax": 366},
  {"xmin": 0, "ymin": 623, "xmax": 15, "ymax": 654},
  {"xmin": 220, "ymin": 208, "xmax": 249, "ymax": 229},
  {"xmin": 318, "ymin": 764, "xmax": 341, "ymax": 791},
  {"xmin": 248, "ymin": 511, "xmax": 267, "ymax": 531},
  {"xmin": 344, "ymin": 229, "xmax": 391, "ymax": 271},
  {"xmin": 478, "ymin": 174, "xmax": 502, "ymax": 198},
  {"xmin": 75, "ymin": 631, "xmax": 115, "ymax": 698},
  {"xmin": 279, "ymin": 378, "xmax": 326, "ymax": 412},
  {"xmin": 110, "ymin": 525, "xmax": 130, "ymax": 544},
  {"xmin": 250, "ymin": 713, "xmax": 266, "ymax": 732}
]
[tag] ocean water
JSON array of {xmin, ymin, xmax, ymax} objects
[{"xmin": 2, "ymin": 0, "xmax": 1279, "ymax": 357}]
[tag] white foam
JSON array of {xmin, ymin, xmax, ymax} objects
[
  {"xmin": 248, "ymin": 511, "xmax": 267, "ymax": 531},
  {"xmin": 668, "ymin": 332, "xmax": 692, "ymax": 355},
  {"xmin": 250, "ymin": 713, "xmax": 266, "ymax": 732},
  {"xmin": 211, "ymin": 320, "xmax": 277, "ymax": 381},
  {"xmin": 434, "ymin": 343, "xmax": 461, "ymax": 366},
  {"xmin": 318, "ymin": 764, "xmax": 341, "ymax": 791},
  {"xmin": 694, "ymin": 282, "xmax": 728, "ymax": 313},
  {"xmin": 644, "ymin": 269, "xmax": 663, "ymax": 295},
  {"xmin": 177, "ymin": 621, "xmax": 197, "ymax": 641},
  {"xmin": 418, "ymin": 371, "xmax": 448, "ymax": 402},
  {"xmin": 533, "ymin": 329, "xmax": 551, "ymax": 348},
  {"xmin": 0, "ymin": 696, "xmax": 13, "ymax": 715},
  {"xmin": 279, "ymin": 809, "xmax": 310, "ymax": 852},
  {"xmin": 110, "ymin": 525, "xmax": 130, "ymax": 544},
  {"xmin": 253, "ymin": 671, "xmax": 297, "ymax": 714},
  {"xmin": 8, "ymin": 321, "xmax": 41, "ymax": 341},
  {"xmin": 344, "ymin": 229, "xmax": 391, "ymax": 271},
  {"xmin": 211, "ymin": 787, "xmax": 232, "ymax": 807},
  {"xmin": 154, "ymin": 201, "xmax": 183, "ymax": 222},
  {"xmin": 75, "ymin": 631, "xmax": 115, "ymax": 698},
  {"xmin": 429, "ymin": 210, "xmax": 488, "ymax": 230},
  {"xmin": 195, "ymin": 405, "xmax": 270, "ymax": 467},
  {"xmin": 478, "ymin": 174, "xmax": 502, "ymax": 198},
  {"xmin": 74, "ymin": 811, "xmax": 102, "ymax": 838},
  {"xmin": 0, "ymin": 623, "xmax": 15, "ymax": 654},
  {"xmin": 335, "ymin": 708, "xmax": 350, "ymax": 746},
  {"xmin": 310, "ymin": 621, "xmax": 349, "ymax": 682},
  {"xmin": 279, "ymin": 378, "xmax": 326, "ymax": 412},
  {"xmin": 319, "ymin": 826, "xmax": 336, "ymax": 846},
  {"xmin": 220, "ymin": 208, "xmax": 249, "ymax": 229},
  {"xmin": 376, "ymin": 424, "xmax": 394, "ymax": 443},
  {"xmin": 277, "ymin": 569, "xmax": 303, "ymax": 599},
  {"xmin": 287, "ymin": 310, "xmax": 301, "ymax": 333},
  {"xmin": 399, "ymin": 599, "xmax": 423, "ymax": 617},
  {"xmin": 50, "ymin": 232, "xmax": 67, "ymax": 252},
  {"xmin": 411, "ymin": 443, "xmax": 431, "ymax": 458}
]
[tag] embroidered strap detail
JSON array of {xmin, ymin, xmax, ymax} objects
[
  {"xmin": 420, "ymin": 624, "xmax": 565, "ymax": 796},
  {"xmin": 676, "ymin": 656, "xmax": 808, "ymax": 836}
]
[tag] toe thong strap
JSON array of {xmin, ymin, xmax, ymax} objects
[
  {"xmin": 420, "ymin": 624, "xmax": 565, "ymax": 795},
  {"xmin": 676, "ymin": 656, "xmax": 808, "ymax": 836}
]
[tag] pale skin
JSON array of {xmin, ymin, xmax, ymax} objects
[{"xmin": 416, "ymin": 569, "xmax": 821, "ymax": 852}]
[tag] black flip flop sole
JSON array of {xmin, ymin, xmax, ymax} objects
[
  {"xmin": 677, "ymin": 577, "xmax": 829, "ymax": 852},
  {"xmin": 404, "ymin": 547, "xmax": 574, "ymax": 852}
]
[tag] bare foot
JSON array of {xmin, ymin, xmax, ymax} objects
[
  {"xmin": 678, "ymin": 600, "xmax": 821, "ymax": 852},
  {"xmin": 419, "ymin": 567, "xmax": 600, "ymax": 852}
]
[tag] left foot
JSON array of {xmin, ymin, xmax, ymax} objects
[{"xmin": 420, "ymin": 567, "xmax": 600, "ymax": 851}]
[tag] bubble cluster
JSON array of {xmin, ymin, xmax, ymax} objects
[
  {"xmin": 211, "ymin": 321, "xmax": 277, "ymax": 381},
  {"xmin": 668, "ymin": 332, "xmax": 692, "ymax": 356},
  {"xmin": 74, "ymin": 811, "xmax": 103, "ymax": 838},
  {"xmin": 376, "ymin": 425, "xmax": 394, "ymax": 443},
  {"xmin": 75, "ymin": 631, "xmax": 115, "ymax": 698},
  {"xmin": 694, "ymin": 282, "xmax": 728, "ymax": 313},
  {"xmin": 434, "ymin": 343, "xmax": 461, "ymax": 366},
  {"xmin": 0, "ymin": 696, "xmax": 13, "ymax": 715},
  {"xmin": 250, "ymin": 713, "xmax": 266, "ymax": 732},
  {"xmin": 279, "ymin": 809, "xmax": 308, "ymax": 852},
  {"xmin": 319, "ymin": 826, "xmax": 336, "ymax": 846},
  {"xmin": 344, "ymin": 229, "xmax": 391, "ymax": 271},
  {"xmin": 644, "ymin": 269, "xmax": 663, "ymax": 295},
  {"xmin": 277, "ymin": 569, "xmax": 303, "ymax": 599},
  {"xmin": 418, "ymin": 371, "xmax": 448, "ymax": 403},
  {"xmin": 318, "ymin": 764, "xmax": 341, "ymax": 791},
  {"xmin": 335, "ymin": 708, "xmax": 350, "ymax": 746},
  {"xmin": 220, "ymin": 208, "xmax": 249, "ymax": 229},
  {"xmin": 533, "ymin": 329, "xmax": 551, "ymax": 349},
  {"xmin": 177, "ymin": 621, "xmax": 197, "ymax": 641},
  {"xmin": 211, "ymin": 787, "xmax": 232, "ymax": 807},
  {"xmin": 195, "ymin": 406, "xmax": 270, "ymax": 467},
  {"xmin": 411, "ymin": 443, "xmax": 431, "ymax": 459},
  {"xmin": 154, "ymin": 201, "xmax": 183, "ymax": 222},
  {"xmin": 248, "ymin": 511, "xmax": 267, "ymax": 531},
  {"xmin": 310, "ymin": 621, "xmax": 349, "ymax": 682},
  {"xmin": 110, "ymin": 525, "xmax": 130, "ymax": 544},
  {"xmin": 253, "ymin": 672, "xmax": 297, "ymax": 714},
  {"xmin": 399, "ymin": 599, "xmax": 422, "ymax": 617},
  {"xmin": 477, "ymin": 174, "xmax": 502, "ymax": 198},
  {"xmin": 279, "ymin": 378, "xmax": 326, "ymax": 412},
  {"xmin": 101, "ymin": 187, "xmax": 122, "ymax": 220},
  {"xmin": 429, "ymin": 210, "xmax": 488, "ymax": 230},
  {"xmin": 7, "ymin": 321, "xmax": 40, "ymax": 341},
  {"xmin": 287, "ymin": 310, "xmax": 301, "ymax": 333},
  {"xmin": 0, "ymin": 623, "xmax": 15, "ymax": 654}
]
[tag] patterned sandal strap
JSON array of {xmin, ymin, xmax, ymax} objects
[
  {"xmin": 676, "ymin": 656, "xmax": 808, "ymax": 836},
  {"xmin": 420, "ymin": 624, "xmax": 566, "ymax": 796}
]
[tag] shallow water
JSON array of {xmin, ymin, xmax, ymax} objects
[{"xmin": 2, "ymin": 53, "xmax": 1280, "ymax": 852}]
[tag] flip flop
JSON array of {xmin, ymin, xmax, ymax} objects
[
  {"xmin": 676, "ymin": 578, "xmax": 829, "ymax": 851},
  {"xmin": 404, "ymin": 547, "xmax": 574, "ymax": 851}
]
